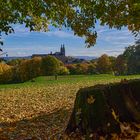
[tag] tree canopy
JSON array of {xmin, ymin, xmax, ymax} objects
[
  {"xmin": 0, "ymin": 0, "xmax": 140, "ymax": 47},
  {"xmin": 122, "ymin": 39, "xmax": 140, "ymax": 74},
  {"xmin": 97, "ymin": 54, "xmax": 112, "ymax": 73}
]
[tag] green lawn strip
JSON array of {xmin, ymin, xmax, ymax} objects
[{"xmin": 0, "ymin": 74, "xmax": 140, "ymax": 89}]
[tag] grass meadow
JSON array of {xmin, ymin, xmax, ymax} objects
[{"xmin": 0, "ymin": 74, "xmax": 140, "ymax": 139}]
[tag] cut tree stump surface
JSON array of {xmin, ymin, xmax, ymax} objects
[{"xmin": 66, "ymin": 79, "xmax": 140, "ymax": 136}]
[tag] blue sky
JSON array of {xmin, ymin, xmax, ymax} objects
[{"xmin": 2, "ymin": 24, "xmax": 135, "ymax": 57}]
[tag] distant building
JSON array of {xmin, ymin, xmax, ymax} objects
[
  {"xmin": 52, "ymin": 44, "xmax": 65, "ymax": 56},
  {"xmin": 32, "ymin": 44, "xmax": 69, "ymax": 63},
  {"xmin": 32, "ymin": 44, "xmax": 86, "ymax": 64}
]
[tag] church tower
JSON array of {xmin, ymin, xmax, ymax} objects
[
  {"xmin": 60, "ymin": 44, "xmax": 63, "ymax": 54},
  {"xmin": 60, "ymin": 44, "xmax": 65, "ymax": 56},
  {"xmin": 62, "ymin": 44, "xmax": 65, "ymax": 56}
]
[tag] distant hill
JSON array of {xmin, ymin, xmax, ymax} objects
[
  {"xmin": 74, "ymin": 56, "xmax": 97, "ymax": 60},
  {"xmin": 1, "ymin": 55, "xmax": 97, "ymax": 62},
  {"xmin": 2, "ymin": 56, "xmax": 31, "ymax": 61}
]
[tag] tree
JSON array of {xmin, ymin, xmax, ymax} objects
[
  {"xmin": 30, "ymin": 57, "xmax": 42, "ymax": 78},
  {"xmin": 0, "ymin": 0, "xmax": 140, "ymax": 47},
  {"xmin": 41, "ymin": 55, "xmax": 62, "ymax": 76},
  {"xmin": 123, "ymin": 38, "xmax": 140, "ymax": 74},
  {"xmin": 114, "ymin": 55, "xmax": 128, "ymax": 75},
  {"xmin": 108, "ymin": 56, "xmax": 116, "ymax": 72},
  {"xmin": 66, "ymin": 64, "xmax": 77, "ymax": 75},
  {"xmin": 0, "ymin": 63, "xmax": 14, "ymax": 84},
  {"xmin": 17, "ymin": 59, "xmax": 33, "ymax": 82},
  {"xmin": 0, "ymin": 63, "xmax": 11, "ymax": 74},
  {"xmin": 7, "ymin": 59, "xmax": 22, "ymax": 66},
  {"xmin": 58, "ymin": 66, "xmax": 69, "ymax": 75},
  {"xmin": 75, "ymin": 63, "xmax": 89, "ymax": 74},
  {"xmin": 96, "ymin": 54, "xmax": 112, "ymax": 74},
  {"xmin": 87, "ymin": 63, "xmax": 97, "ymax": 74}
]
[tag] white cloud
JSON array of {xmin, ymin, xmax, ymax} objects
[
  {"xmin": 42, "ymin": 30, "xmax": 78, "ymax": 38},
  {"xmin": 4, "ymin": 44, "xmax": 62, "ymax": 57},
  {"xmin": 97, "ymin": 28, "xmax": 135, "ymax": 48},
  {"xmin": 8, "ymin": 25, "xmax": 79, "ymax": 39},
  {"xmin": 66, "ymin": 46, "xmax": 125, "ymax": 57},
  {"xmin": 14, "ymin": 25, "xmax": 29, "ymax": 33},
  {"xmin": 3, "ymin": 25, "xmax": 31, "ymax": 38}
]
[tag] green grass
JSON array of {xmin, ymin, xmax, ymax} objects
[{"xmin": 0, "ymin": 74, "xmax": 140, "ymax": 89}]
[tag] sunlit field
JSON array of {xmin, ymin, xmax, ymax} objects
[{"xmin": 0, "ymin": 74, "xmax": 140, "ymax": 139}]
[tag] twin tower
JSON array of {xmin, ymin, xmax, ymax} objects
[{"xmin": 60, "ymin": 44, "xmax": 65, "ymax": 56}]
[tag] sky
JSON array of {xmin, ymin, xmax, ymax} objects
[{"xmin": 1, "ymin": 24, "xmax": 136, "ymax": 57}]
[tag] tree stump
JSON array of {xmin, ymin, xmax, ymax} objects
[{"xmin": 66, "ymin": 79, "xmax": 140, "ymax": 136}]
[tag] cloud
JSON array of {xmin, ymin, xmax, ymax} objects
[
  {"xmin": 3, "ymin": 25, "xmax": 30, "ymax": 38},
  {"xmin": 14, "ymin": 25, "xmax": 29, "ymax": 33},
  {"xmin": 97, "ymin": 28, "xmax": 135, "ymax": 47},
  {"xmin": 42, "ymin": 30, "xmax": 78, "ymax": 39},
  {"xmin": 66, "ymin": 46, "xmax": 125, "ymax": 57},
  {"xmin": 7, "ymin": 25, "xmax": 79, "ymax": 39},
  {"xmin": 4, "ymin": 44, "xmax": 64, "ymax": 57}
]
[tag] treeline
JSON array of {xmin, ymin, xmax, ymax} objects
[
  {"xmin": 0, "ymin": 56, "xmax": 69, "ymax": 84},
  {"xmin": 66, "ymin": 55, "xmax": 116, "ymax": 75},
  {"xmin": 0, "ymin": 54, "xmax": 116, "ymax": 84},
  {"xmin": 0, "ymin": 54, "xmax": 115, "ymax": 84},
  {"xmin": 112, "ymin": 39, "xmax": 140, "ymax": 75},
  {"xmin": 66, "ymin": 55, "xmax": 113, "ymax": 75}
]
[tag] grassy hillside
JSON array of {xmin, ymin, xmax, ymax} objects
[{"xmin": 0, "ymin": 74, "xmax": 140, "ymax": 139}]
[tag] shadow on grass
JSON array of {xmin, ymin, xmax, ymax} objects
[{"xmin": 0, "ymin": 108, "xmax": 72, "ymax": 140}]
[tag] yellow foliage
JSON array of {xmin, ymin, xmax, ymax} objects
[
  {"xmin": 0, "ymin": 63, "xmax": 14, "ymax": 84},
  {"xmin": 0, "ymin": 63, "xmax": 11, "ymax": 74},
  {"xmin": 111, "ymin": 109, "xmax": 119, "ymax": 122},
  {"xmin": 76, "ymin": 108, "xmax": 82, "ymax": 115},
  {"xmin": 87, "ymin": 96, "xmax": 95, "ymax": 104},
  {"xmin": 135, "ymin": 134, "xmax": 140, "ymax": 140}
]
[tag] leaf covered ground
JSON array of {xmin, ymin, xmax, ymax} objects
[{"xmin": 0, "ymin": 75, "xmax": 140, "ymax": 139}]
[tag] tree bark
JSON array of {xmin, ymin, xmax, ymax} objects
[{"xmin": 66, "ymin": 79, "xmax": 140, "ymax": 135}]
